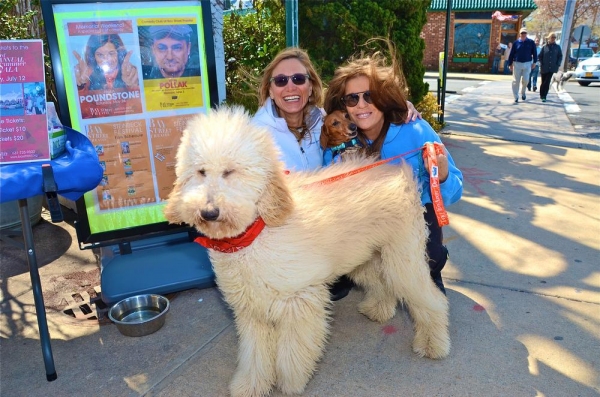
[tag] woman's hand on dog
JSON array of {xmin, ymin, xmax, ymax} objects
[
  {"xmin": 424, "ymin": 153, "xmax": 449, "ymax": 183},
  {"xmin": 406, "ymin": 101, "xmax": 422, "ymax": 122}
]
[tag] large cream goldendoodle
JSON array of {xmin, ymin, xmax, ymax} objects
[{"xmin": 164, "ymin": 106, "xmax": 449, "ymax": 397}]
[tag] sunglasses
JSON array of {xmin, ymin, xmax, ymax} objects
[
  {"xmin": 269, "ymin": 73, "xmax": 310, "ymax": 87},
  {"xmin": 341, "ymin": 91, "xmax": 373, "ymax": 107}
]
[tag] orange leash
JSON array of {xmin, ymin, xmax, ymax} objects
[
  {"xmin": 423, "ymin": 142, "xmax": 449, "ymax": 226},
  {"xmin": 301, "ymin": 143, "xmax": 450, "ymax": 226}
]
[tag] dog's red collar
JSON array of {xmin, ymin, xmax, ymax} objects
[{"xmin": 194, "ymin": 217, "xmax": 266, "ymax": 253}]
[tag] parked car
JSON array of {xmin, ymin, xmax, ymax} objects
[
  {"xmin": 574, "ymin": 53, "xmax": 600, "ymax": 86},
  {"xmin": 569, "ymin": 47, "xmax": 594, "ymax": 69}
]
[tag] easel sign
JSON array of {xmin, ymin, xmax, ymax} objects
[
  {"xmin": 0, "ymin": 39, "xmax": 50, "ymax": 164},
  {"xmin": 41, "ymin": 0, "xmax": 218, "ymax": 246}
]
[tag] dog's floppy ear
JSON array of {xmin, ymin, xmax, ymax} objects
[
  {"xmin": 257, "ymin": 170, "xmax": 293, "ymax": 227},
  {"xmin": 320, "ymin": 124, "xmax": 329, "ymax": 149}
]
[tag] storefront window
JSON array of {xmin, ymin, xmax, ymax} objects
[{"xmin": 454, "ymin": 23, "xmax": 491, "ymax": 56}]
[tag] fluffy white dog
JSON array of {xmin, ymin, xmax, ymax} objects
[
  {"xmin": 164, "ymin": 106, "xmax": 450, "ymax": 397},
  {"xmin": 552, "ymin": 70, "xmax": 575, "ymax": 92}
]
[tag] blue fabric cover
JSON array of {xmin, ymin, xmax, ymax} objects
[{"xmin": 0, "ymin": 127, "xmax": 102, "ymax": 203}]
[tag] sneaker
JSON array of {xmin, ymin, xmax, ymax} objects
[
  {"xmin": 533, "ymin": 86, "xmax": 537, "ymax": 92},
  {"xmin": 522, "ymin": 94, "xmax": 526, "ymax": 100},
  {"xmin": 527, "ymin": 85, "xmax": 531, "ymax": 91},
  {"xmin": 514, "ymin": 98, "xmax": 519, "ymax": 103},
  {"xmin": 430, "ymin": 271, "xmax": 446, "ymax": 296},
  {"xmin": 541, "ymin": 98, "xmax": 546, "ymax": 102}
]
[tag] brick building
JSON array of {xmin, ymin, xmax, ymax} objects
[{"xmin": 422, "ymin": 0, "xmax": 537, "ymax": 73}]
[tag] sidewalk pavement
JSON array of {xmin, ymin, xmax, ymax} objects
[{"xmin": 1, "ymin": 78, "xmax": 599, "ymax": 397}]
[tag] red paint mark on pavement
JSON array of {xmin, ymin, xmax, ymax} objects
[
  {"xmin": 473, "ymin": 304, "xmax": 486, "ymax": 312},
  {"xmin": 461, "ymin": 167, "xmax": 493, "ymax": 196},
  {"xmin": 382, "ymin": 325, "xmax": 397, "ymax": 335}
]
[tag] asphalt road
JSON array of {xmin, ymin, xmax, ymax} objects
[{"xmin": 562, "ymin": 80, "xmax": 600, "ymax": 138}]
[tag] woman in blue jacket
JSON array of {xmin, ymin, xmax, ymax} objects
[
  {"xmin": 324, "ymin": 47, "xmax": 463, "ymax": 294},
  {"xmin": 252, "ymin": 47, "xmax": 422, "ymax": 299}
]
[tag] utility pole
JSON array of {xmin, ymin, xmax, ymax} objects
[
  {"xmin": 285, "ymin": 0, "xmax": 298, "ymax": 47},
  {"xmin": 560, "ymin": 0, "xmax": 576, "ymax": 70},
  {"xmin": 439, "ymin": 0, "xmax": 452, "ymax": 125}
]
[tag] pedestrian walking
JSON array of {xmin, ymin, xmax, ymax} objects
[
  {"xmin": 538, "ymin": 33, "xmax": 563, "ymax": 103},
  {"xmin": 508, "ymin": 27, "xmax": 537, "ymax": 103},
  {"xmin": 492, "ymin": 42, "xmax": 502, "ymax": 74},
  {"xmin": 527, "ymin": 37, "xmax": 541, "ymax": 92},
  {"xmin": 503, "ymin": 42, "xmax": 512, "ymax": 75}
]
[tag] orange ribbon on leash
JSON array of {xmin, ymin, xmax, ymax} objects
[{"xmin": 423, "ymin": 142, "xmax": 449, "ymax": 227}]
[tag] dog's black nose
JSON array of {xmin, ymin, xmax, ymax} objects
[
  {"xmin": 201, "ymin": 208, "xmax": 220, "ymax": 221},
  {"xmin": 349, "ymin": 123, "xmax": 357, "ymax": 131}
]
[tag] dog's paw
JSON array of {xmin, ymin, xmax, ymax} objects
[
  {"xmin": 412, "ymin": 328, "xmax": 450, "ymax": 359},
  {"xmin": 230, "ymin": 374, "xmax": 273, "ymax": 397},
  {"xmin": 357, "ymin": 297, "xmax": 397, "ymax": 323}
]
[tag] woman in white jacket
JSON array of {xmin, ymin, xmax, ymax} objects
[
  {"xmin": 252, "ymin": 48, "xmax": 324, "ymax": 171},
  {"xmin": 252, "ymin": 47, "xmax": 420, "ymax": 299}
]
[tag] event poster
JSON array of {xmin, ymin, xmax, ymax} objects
[
  {"xmin": 49, "ymin": 1, "xmax": 213, "ymax": 234},
  {"xmin": 0, "ymin": 40, "xmax": 50, "ymax": 164}
]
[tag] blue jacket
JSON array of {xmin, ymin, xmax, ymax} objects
[
  {"xmin": 508, "ymin": 38, "xmax": 538, "ymax": 66},
  {"xmin": 252, "ymin": 98, "xmax": 324, "ymax": 171},
  {"xmin": 324, "ymin": 119, "xmax": 463, "ymax": 206}
]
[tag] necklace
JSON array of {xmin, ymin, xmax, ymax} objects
[{"xmin": 288, "ymin": 123, "xmax": 307, "ymax": 144}]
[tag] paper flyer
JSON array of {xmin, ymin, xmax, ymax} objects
[
  {"xmin": 149, "ymin": 114, "xmax": 197, "ymax": 201},
  {"xmin": 0, "ymin": 40, "xmax": 50, "ymax": 164},
  {"xmin": 86, "ymin": 119, "xmax": 156, "ymax": 210}
]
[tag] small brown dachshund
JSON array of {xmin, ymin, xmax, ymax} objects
[{"xmin": 320, "ymin": 110, "xmax": 363, "ymax": 162}]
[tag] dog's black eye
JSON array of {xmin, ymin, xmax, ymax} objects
[
  {"xmin": 344, "ymin": 113, "xmax": 350, "ymax": 119},
  {"xmin": 223, "ymin": 169, "xmax": 234, "ymax": 178},
  {"xmin": 332, "ymin": 121, "xmax": 340, "ymax": 126},
  {"xmin": 198, "ymin": 169, "xmax": 206, "ymax": 176}
]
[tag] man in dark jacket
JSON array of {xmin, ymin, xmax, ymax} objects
[
  {"xmin": 538, "ymin": 33, "xmax": 563, "ymax": 102},
  {"xmin": 508, "ymin": 27, "xmax": 538, "ymax": 103}
]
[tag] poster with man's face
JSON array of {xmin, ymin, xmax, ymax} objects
[{"xmin": 138, "ymin": 20, "xmax": 203, "ymax": 111}]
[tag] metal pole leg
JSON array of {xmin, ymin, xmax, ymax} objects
[{"xmin": 19, "ymin": 199, "xmax": 58, "ymax": 381}]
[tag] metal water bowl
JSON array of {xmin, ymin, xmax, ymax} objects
[{"xmin": 108, "ymin": 294, "xmax": 170, "ymax": 337}]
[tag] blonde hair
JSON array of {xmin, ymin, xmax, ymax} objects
[
  {"xmin": 257, "ymin": 47, "xmax": 323, "ymax": 108},
  {"xmin": 324, "ymin": 39, "xmax": 409, "ymax": 154}
]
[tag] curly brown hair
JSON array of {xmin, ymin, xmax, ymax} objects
[{"xmin": 323, "ymin": 40, "xmax": 409, "ymax": 155}]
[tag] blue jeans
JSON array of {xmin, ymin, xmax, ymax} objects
[
  {"xmin": 528, "ymin": 64, "xmax": 539, "ymax": 89},
  {"xmin": 492, "ymin": 57, "xmax": 501, "ymax": 74},
  {"xmin": 503, "ymin": 60, "xmax": 510, "ymax": 75}
]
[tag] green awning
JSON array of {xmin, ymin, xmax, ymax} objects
[{"xmin": 429, "ymin": 0, "xmax": 537, "ymax": 11}]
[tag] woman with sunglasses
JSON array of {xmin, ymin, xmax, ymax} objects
[
  {"xmin": 323, "ymin": 46, "xmax": 463, "ymax": 295},
  {"xmin": 252, "ymin": 47, "xmax": 421, "ymax": 300}
]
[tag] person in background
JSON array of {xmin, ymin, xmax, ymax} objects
[
  {"xmin": 323, "ymin": 44, "xmax": 463, "ymax": 295},
  {"xmin": 527, "ymin": 37, "xmax": 542, "ymax": 92},
  {"xmin": 538, "ymin": 33, "xmax": 563, "ymax": 103},
  {"xmin": 492, "ymin": 42, "xmax": 503, "ymax": 74},
  {"xmin": 252, "ymin": 47, "xmax": 422, "ymax": 300},
  {"xmin": 503, "ymin": 42, "xmax": 512, "ymax": 75},
  {"xmin": 507, "ymin": 27, "xmax": 538, "ymax": 103},
  {"xmin": 73, "ymin": 34, "xmax": 139, "ymax": 91}
]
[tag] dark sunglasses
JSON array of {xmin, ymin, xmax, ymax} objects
[
  {"xmin": 341, "ymin": 91, "xmax": 373, "ymax": 107},
  {"xmin": 269, "ymin": 73, "xmax": 310, "ymax": 87}
]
